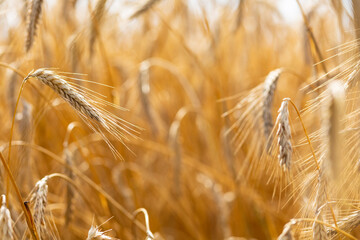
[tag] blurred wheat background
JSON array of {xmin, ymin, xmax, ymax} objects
[{"xmin": 0, "ymin": 0, "xmax": 359, "ymax": 239}]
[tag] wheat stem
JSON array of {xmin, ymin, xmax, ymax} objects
[
  {"xmin": 0, "ymin": 152, "xmax": 39, "ymax": 240},
  {"xmin": 6, "ymin": 78, "xmax": 27, "ymax": 202}
]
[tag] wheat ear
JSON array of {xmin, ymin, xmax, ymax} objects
[
  {"xmin": 24, "ymin": 68, "xmax": 140, "ymax": 159},
  {"xmin": 129, "ymin": 0, "xmax": 161, "ymax": 19},
  {"xmin": 313, "ymin": 213, "xmax": 329, "ymax": 240},
  {"xmin": 329, "ymin": 211, "xmax": 360, "ymax": 236},
  {"xmin": 25, "ymin": 0, "xmax": 44, "ymax": 52},
  {"xmin": 89, "ymin": 0, "xmax": 107, "ymax": 56},
  {"xmin": 263, "ymin": 68, "xmax": 283, "ymax": 142},
  {"xmin": 31, "ymin": 176, "xmax": 49, "ymax": 239},
  {"xmin": 276, "ymin": 98, "xmax": 292, "ymax": 171},
  {"xmin": 86, "ymin": 224, "xmax": 115, "ymax": 240},
  {"xmin": 0, "ymin": 195, "xmax": 14, "ymax": 240},
  {"xmin": 25, "ymin": 69, "xmax": 102, "ymax": 121},
  {"xmin": 278, "ymin": 220, "xmax": 295, "ymax": 240}
]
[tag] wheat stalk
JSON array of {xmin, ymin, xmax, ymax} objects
[
  {"xmin": 17, "ymin": 100, "xmax": 33, "ymax": 185},
  {"xmin": 25, "ymin": 0, "xmax": 44, "ymax": 52},
  {"xmin": 325, "ymin": 81, "xmax": 345, "ymax": 180},
  {"xmin": 64, "ymin": 148, "xmax": 74, "ymax": 227},
  {"xmin": 137, "ymin": 61, "xmax": 158, "ymax": 135},
  {"xmin": 132, "ymin": 208, "xmax": 155, "ymax": 240}
]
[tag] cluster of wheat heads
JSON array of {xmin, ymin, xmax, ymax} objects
[{"xmin": 2, "ymin": 0, "xmax": 360, "ymax": 239}]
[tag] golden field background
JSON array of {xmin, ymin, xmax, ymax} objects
[{"xmin": 0, "ymin": 0, "xmax": 360, "ymax": 239}]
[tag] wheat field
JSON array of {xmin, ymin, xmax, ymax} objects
[{"xmin": 0, "ymin": 0, "xmax": 359, "ymax": 239}]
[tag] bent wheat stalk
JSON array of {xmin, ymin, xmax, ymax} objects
[{"xmin": 132, "ymin": 208, "xmax": 155, "ymax": 240}]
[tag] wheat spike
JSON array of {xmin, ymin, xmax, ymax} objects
[
  {"xmin": 263, "ymin": 68, "xmax": 283, "ymax": 142},
  {"xmin": 329, "ymin": 211, "xmax": 360, "ymax": 236},
  {"xmin": 89, "ymin": 0, "xmax": 107, "ymax": 56},
  {"xmin": 0, "ymin": 195, "xmax": 13, "ymax": 240},
  {"xmin": 276, "ymin": 98, "xmax": 292, "ymax": 171},
  {"xmin": 129, "ymin": 0, "xmax": 161, "ymax": 19},
  {"xmin": 313, "ymin": 213, "xmax": 329, "ymax": 240},
  {"xmin": 31, "ymin": 176, "xmax": 49, "ymax": 239},
  {"xmin": 25, "ymin": 0, "xmax": 44, "ymax": 52},
  {"xmin": 312, "ymin": 169, "xmax": 328, "ymax": 239},
  {"xmin": 24, "ymin": 68, "xmax": 140, "ymax": 159},
  {"xmin": 25, "ymin": 69, "xmax": 102, "ymax": 122},
  {"xmin": 86, "ymin": 224, "xmax": 114, "ymax": 240},
  {"xmin": 278, "ymin": 220, "xmax": 295, "ymax": 240}
]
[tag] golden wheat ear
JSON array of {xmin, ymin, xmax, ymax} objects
[
  {"xmin": 0, "ymin": 195, "xmax": 14, "ymax": 240},
  {"xmin": 276, "ymin": 98, "xmax": 292, "ymax": 172},
  {"xmin": 263, "ymin": 68, "xmax": 284, "ymax": 143},
  {"xmin": 31, "ymin": 176, "xmax": 49, "ymax": 240},
  {"xmin": 25, "ymin": 0, "xmax": 44, "ymax": 52},
  {"xmin": 87, "ymin": 217, "xmax": 118, "ymax": 240},
  {"xmin": 129, "ymin": 0, "xmax": 161, "ymax": 19},
  {"xmin": 24, "ymin": 68, "xmax": 141, "ymax": 160}
]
